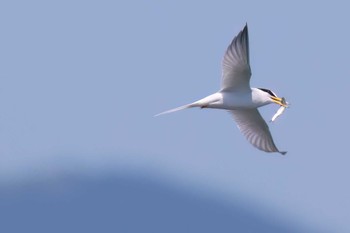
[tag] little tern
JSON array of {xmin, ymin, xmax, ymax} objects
[{"xmin": 156, "ymin": 24, "xmax": 288, "ymax": 155}]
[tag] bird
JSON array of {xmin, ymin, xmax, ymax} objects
[{"xmin": 156, "ymin": 24, "xmax": 287, "ymax": 155}]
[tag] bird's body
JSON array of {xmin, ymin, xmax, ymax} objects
[
  {"xmin": 156, "ymin": 24, "xmax": 288, "ymax": 155},
  {"xmin": 189, "ymin": 88, "xmax": 272, "ymax": 110}
]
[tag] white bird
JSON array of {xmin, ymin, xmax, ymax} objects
[{"xmin": 156, "ymin": 24, "xmax": 288, "ymax": 155}]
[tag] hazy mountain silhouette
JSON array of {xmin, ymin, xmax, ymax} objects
[{"xmin": 0, "ymin": 174, "xmax": 318, "ymax": 233}]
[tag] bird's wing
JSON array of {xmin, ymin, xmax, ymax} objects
[
  {"xmin": 229, "ymin": 109, "xmax": 286, "ymax": 155},
  {"xmin": 221, "ymin": 24, "xmax": 251, "ymax": 92}
]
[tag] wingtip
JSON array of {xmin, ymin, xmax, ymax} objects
[{"xmin": 280, "ymin": 151, "xmax": 287, "ymax": 155}]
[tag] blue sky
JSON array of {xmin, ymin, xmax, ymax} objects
[{"xmin": 1, "ymin": 0, "xmax": 350, "ymax": 232}]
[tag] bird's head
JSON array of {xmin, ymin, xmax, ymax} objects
[{"xmin": 258, "ymin": 88, "xmax": 288, "ymax": 107}]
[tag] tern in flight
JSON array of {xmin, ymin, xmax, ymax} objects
[{"xmin": 156, "ymin": 24, "xmax": 288, "ymax": 155}]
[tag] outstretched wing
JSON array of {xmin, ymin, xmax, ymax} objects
[
  {"xmin": 221, "ymin": 24, "xmax": 251, "ymax": 92},
  {"xmin": 229, "ymin": 109, "xmax": 286, "ymax": 155}
]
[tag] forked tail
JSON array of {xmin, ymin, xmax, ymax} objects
[
  {"xmin": 154, "ymin": 103, "xmax": 195, "ymax": 117},
  {"xmin": 155, "ymin": 93, "xmax": 220, "ymax": 117}
]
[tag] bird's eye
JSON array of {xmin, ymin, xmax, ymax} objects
[{"xmin": 258, "ymin": 88, "xmax": 277, "ymax": 97}]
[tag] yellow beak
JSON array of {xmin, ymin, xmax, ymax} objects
[{"xmin": 270, "ymin": 96, "xmax": 288, "ymax": 107}]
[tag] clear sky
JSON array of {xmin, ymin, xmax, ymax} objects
[{"xmin": 1, "ymin": 0, "xmax": 350, "ymax": 232}]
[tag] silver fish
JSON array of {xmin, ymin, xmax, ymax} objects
[{"xmin": 270, "ymin": 97, "xmax": 288, "ymax": 122}]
